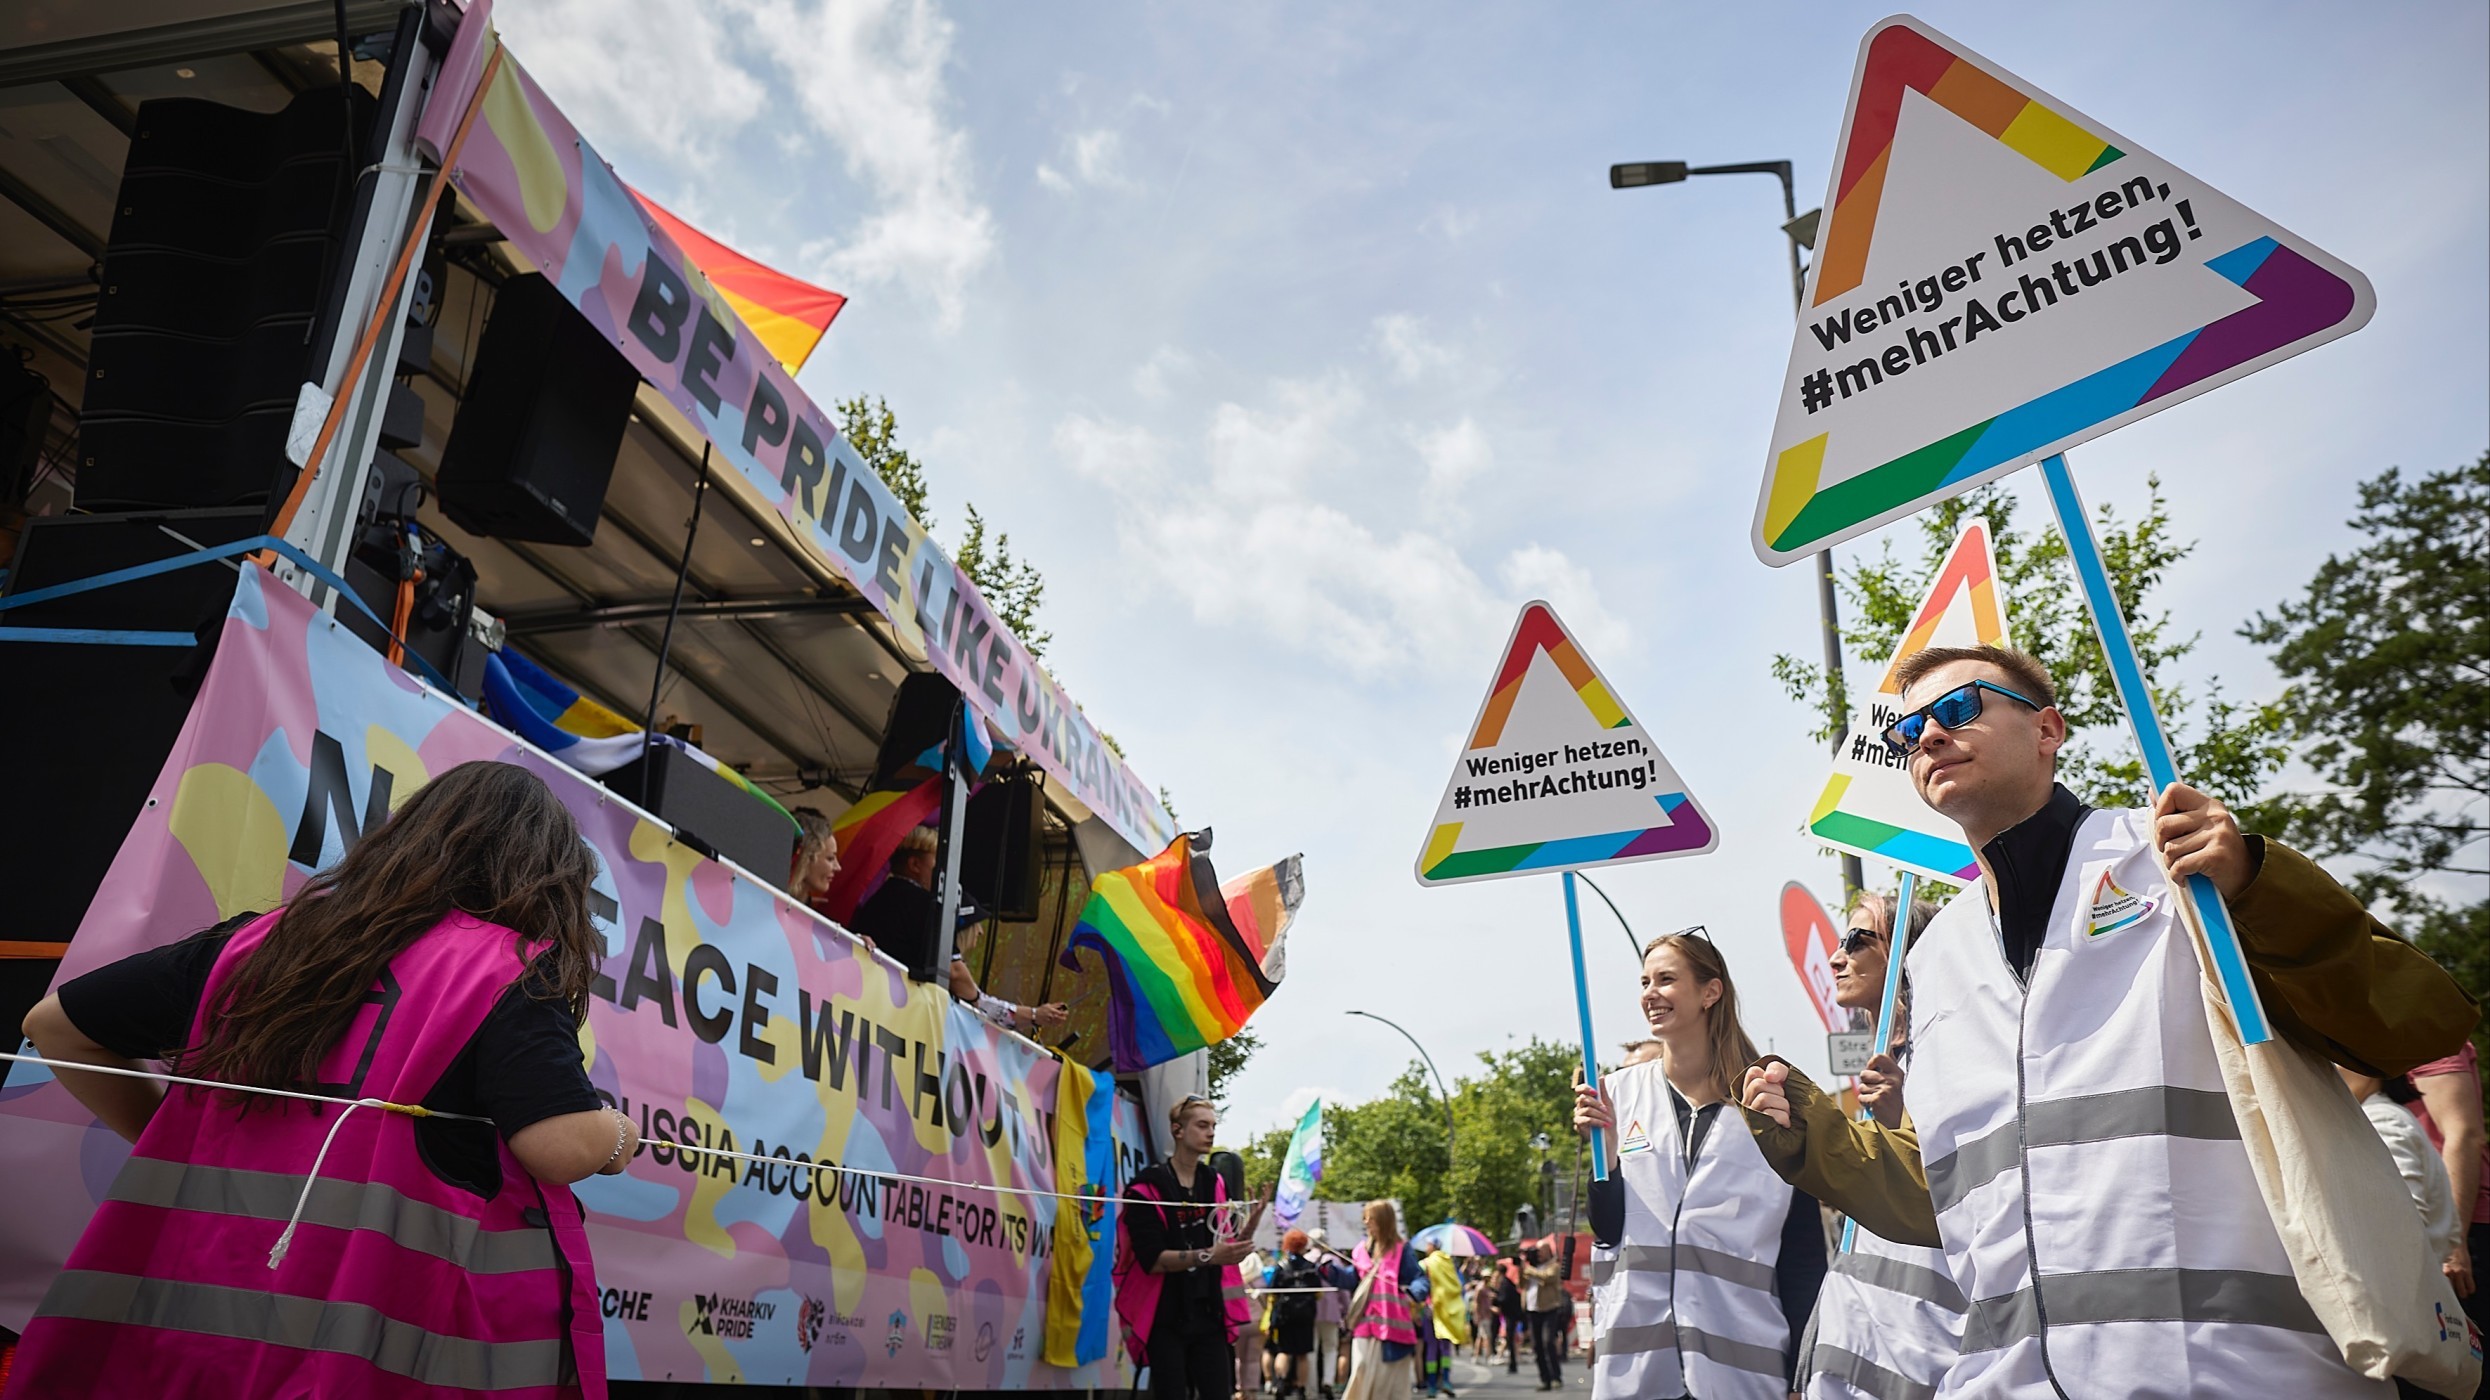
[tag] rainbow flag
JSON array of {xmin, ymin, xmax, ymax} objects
[
  {"xmin": 816, "ymin": 778, "xmax": 942, "ymax": 923},
  {"xmin": 630, "ymin": 187, "xmax": 846, "ymax": 372},
  {"xmin": 1061, "ymin": 833, "xmax": 1303, "ymax": 1072}
]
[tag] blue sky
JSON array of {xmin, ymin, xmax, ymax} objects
[{"xmin": 498, "ymin": 1, "xmax": 2489, "ymax": 1142}]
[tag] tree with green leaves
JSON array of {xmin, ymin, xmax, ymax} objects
[
  {"xmin": 837, "ymin": 395, "xmax": 934, "ymax": 530},
  {"xmin": 1231, "ymin": 1038, "xmax": 1582, "ymax": 1234},
  {"xmin": 1774, "ymin": 476, "xmax": 2292, "ymax": 819},
  {"xmin": 1208, "ymin": 1026, "xmax": 1259, "ymax": 1108},
  {"xmin": 2244, "ymin": 453, "xmax": 2488, "ymax": 1061}
]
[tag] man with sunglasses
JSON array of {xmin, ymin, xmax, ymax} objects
[{"xmin": 1736, "ymin": 644, "xmax": 2477, "ymax": 1398}]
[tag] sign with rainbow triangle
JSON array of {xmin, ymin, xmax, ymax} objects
[
  {"xmin": 1752, "ymin": 15, "xmax": 2373, "ymax": 566},
  {"xmin": 1806, "ymin": 518, "xmax": 2010, "ymax": 884},
  {"xmin": 1415, "ymin": 601, "xmax": 1716, "ymax": 886}
]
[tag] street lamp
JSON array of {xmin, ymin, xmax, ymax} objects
[
  {"xmin": 1345, "ymin": 1009, "xmax": 1457, "ymax": 1216},
  {"xmin": 1610, "ymin": 156, "xmax": 1864, "ymax": 896}
]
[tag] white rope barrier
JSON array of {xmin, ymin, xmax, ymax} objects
[{"xmin": 0, "ymin": 1051, "xmax": 1270, "ymax": 1215}]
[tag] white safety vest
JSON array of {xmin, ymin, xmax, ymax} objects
[
  {"xmin": 1905, "ymin": 806, "xmax": 2387, "ymax": 1399},
  {"xmin": 1803, "ymin": 1217, "xmax": 1964, "ymax": 1400},
  {"xmin": 1591, "ymin": 1059, "xmax": 1793, "ymax": 1400}
]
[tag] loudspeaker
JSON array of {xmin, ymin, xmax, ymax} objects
[
  {"xmin": 76, "ymin": 86, "xmax": 374, "ymax": 511},
  {"xmin": 0, "ymin": 355, "xmax": 49, "ymax": 504},
  {"xmin": 602, "ymin": 743, "xmax": 796, "ymax": 881},
  {"xmin": 435, "ymin": 273, "xmax": 635, "ymax": 546},
  {"xmin": 868, "ymin": 672, "xmax": 962, "ymax": 787},
  {"xmin": 0, "ymin": 507, "xmax": 266, "ymax": 962},
  {"xmin": 961, "ymin": 772, "xmax": 1043, "ymax": 921}
]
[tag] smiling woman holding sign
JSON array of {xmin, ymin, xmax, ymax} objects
[{"xmin": 1571, "ymin": 930, "xmax": 1826, "ymax": 1399}]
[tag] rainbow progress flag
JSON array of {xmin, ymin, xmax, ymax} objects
[
  {"xmin": 629, "ymin": 187, "xmax": 847, "ymax": 373},
  {"xmin": 1063, "ymin": 833, "xmax": 1303, "ymax": 1072}
]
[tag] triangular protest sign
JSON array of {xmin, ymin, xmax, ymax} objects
[
  {"xmin": 1415, "ymin": 601, "xmax": 1716, "ymax": 886},
  {"xmin": 1751, "ymin": 15, "xmax": 2373, "ymax": 566},
  {"xmin": 1806, "ymin": 518, "xmax": 2009, "ymax": 883}
]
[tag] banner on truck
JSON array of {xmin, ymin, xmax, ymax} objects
[{"xmin": 0, "ymin": 566, "xmax": 1145, "ymax": 1389}]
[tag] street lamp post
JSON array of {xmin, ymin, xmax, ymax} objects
[
  {"xmin": 1346, "ymin": 1009, "xmax": 1457, "ymax": 1216},
  {"xmin": 1572, "ymin": 872, "xmax": 1643, "ymax": 964},
  {"xmin": 1610, "ymin": 157, "xmax": 1865, "ymax": 897}
]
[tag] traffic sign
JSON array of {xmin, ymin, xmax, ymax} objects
[
  {"xmin": 1806, "ymin": 517, "xmax": 2010, "ymax": 884},
  {"xmin": 1752, "ymin": 15, "xmax": 2374, "ymax": 566},
  {"xmin": 1415, "ymin": 601, "xmax": 1716, "ymax": 886},
  {"xmin": 1779, "ymin": 881, "xmax": 1852, "ymax": 1034},
  {"xmin": 1828, "ymin": 1031, "xmax": 1876, "ymax": 1078}
]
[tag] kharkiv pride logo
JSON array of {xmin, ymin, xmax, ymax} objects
[
  {"xmin": 2086, "ymin": 869, "xmax": 2154, "ymax": 938},
  {"xmin": 885, "ymin": 1308, "xmax": 909, "ymax": 1358}
]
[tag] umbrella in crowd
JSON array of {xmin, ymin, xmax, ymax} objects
[{"xmin": 1410, "ymin": 1223, "xmax": 1497, "ymax": 1257}]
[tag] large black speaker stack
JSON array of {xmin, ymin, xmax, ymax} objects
[
  {"xmin": 76, "ymin": 85, "xmax": 375, "ymax": 512},
  {"xmin": 0, "ymin": 507, "xmax": 268, "ymax": 1049},
  {"xmin": 435, "ymin": 273, "xmax": 636, "ymax": 547}
]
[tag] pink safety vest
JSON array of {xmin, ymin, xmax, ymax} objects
[
  {"xmin": 7, "ymin": 910, "xmax": 606, "ymax": 1399},
  {"xmin": 1353, "ymin": 1242, "xmax": 1418, "ymax": 1346},
  {"xmin": 1112, "ymin": 1169, "xmax": 1254, "ymax": 1363}
]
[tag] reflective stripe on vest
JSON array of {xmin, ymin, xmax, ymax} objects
[
  {"xmin": 107, "ymin": 1157, "xmax": 560, "ymax": 1275},
  {"xmin": 37, "ymin": 1270, "xmax": 569, "ymax": 1390},
  {"xmin": 1802, "ymin": 1229, "xmax": 1963, "ymax": 1400},
  {"xmin": 1905, "ymin": 808, "xmax": 2380, "ymax": 1399},
  {"xmin": 1590, "ymin": 1059, "xmax": 1791, "ymax": 1400}
]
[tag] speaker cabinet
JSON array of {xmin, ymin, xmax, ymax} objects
[
  {"xmin": 962, "ymin": 773, "xmax": 1043, "ymax": 921},
  {"xmin": 435, "ymin": 273, "xmax": 636, "ymax": 546},
  {"xmin": 0, "ymin": 507, "xmax": 266, "ymax": 951},
  {"xmin": 602, "ymin": 744, "xmax": 796, "ymax": 881},
  {"xmin": 77, "ymin": 87, "xmax": 373, "ymax": 511}
]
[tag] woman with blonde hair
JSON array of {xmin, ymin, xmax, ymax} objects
[
  {"xmin": 1341, "ymin": 1200, "xmax": 1426, "ymax": 1400},
  {"xmin": 1573, "ymin": 928, "xmax": 1826, "ymax": 1398}
]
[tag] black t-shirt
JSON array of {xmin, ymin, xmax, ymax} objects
[
  {"xmin": 1126, "ymin": 1160, "xmax": 1224, "ymax": 1334},
  {"xmin": 851, "ymin": 877, "xmax": 937, "ymax": 972},
  {"xmin": 56, "ymin": 912, "xmax": 603, "ymax": 1195}
]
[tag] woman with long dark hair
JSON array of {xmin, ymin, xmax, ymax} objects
[
  {"xmin": 13, "ymin": 760, "xmax": 630, "ymax": 1398},
  {"xmin": 1572, "ymin": 929, "xmax": 1826, "ymax": 1399}
]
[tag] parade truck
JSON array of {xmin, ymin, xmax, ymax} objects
[{"xmin": 0, "ymin": 1, "xmax": 1201, "ymax": 1390}]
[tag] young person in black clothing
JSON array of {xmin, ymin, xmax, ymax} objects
[{"xmin": 1124, "ymin": 1094, "xmax": 1264, "ymax": 1400}]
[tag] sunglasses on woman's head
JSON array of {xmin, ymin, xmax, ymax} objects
[{"xmin": 1881, "ymin": 679, "xmax": 2043, "ymax": 756}]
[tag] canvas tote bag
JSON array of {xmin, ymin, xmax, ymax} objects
[{"xmin": 2171, "ymin": 851, "xmax": 2483, "ymax": 1396}]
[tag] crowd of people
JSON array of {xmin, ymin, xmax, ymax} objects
[{"xmin": 1117, "ymin": 1094, "xmax": 1596, "ymax": 1400}]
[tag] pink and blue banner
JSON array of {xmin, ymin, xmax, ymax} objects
[{"xmin": 0, "ymin": 566, "xmax": 1143, "ymax": 1388}]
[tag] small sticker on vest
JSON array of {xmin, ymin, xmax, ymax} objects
[
  {"xmin": 1618, "ymin": 1119, "xmax": 1652, "ymax": 1155},
  {"xmin": 2087, "ymin": 871, "xmax": 2154, "ymax": 938}
]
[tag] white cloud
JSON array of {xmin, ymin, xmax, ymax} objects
[
  {"xmin": 1055, "ymin": 413, "xmax": 1169, "ymax": 491},
  {"xmin": 1038, "ymin": 127, "xmax": 1137, "ymax": 193},
  {"xmin": 1414, "ymin": 416, "xmax": 1493, "ymax": 502},
  {"xmin": 733, "ymin": 0, "xmax": 996, "ymax": 329},
  {"xmin": 1372, "ymin": 312, "xmax": 1455, "ymax": 383},
  {"xmin": 1060, "ymin": 383, "xmax": 1619, "ymax": 679},
  {"xmin": 1499, "ymin": 544, "xmax": 1630, "ymax": 656},
  {"xmin": 1423, "ymin": 205, "xmax": 1480, "ymax": 242},
  {"xmin": 1131, "ymin": 345, "xmax": 1196, "ymax": 401},
  {"xmin": 494, "ymin": 0, "xmax": 767, "ymax": 169}
]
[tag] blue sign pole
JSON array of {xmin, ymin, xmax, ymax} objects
[
  {"xmin": 1562, "ymin": 871, "xmax": 1611, "ymax": 1182},
  {"xmin": 1841, "ymin": 867, "xmax": 1918, "ymax": 1254},
  {"xmin": 2037, "ymin": 453, "xmax": 2272, "ymax": 1045}
]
